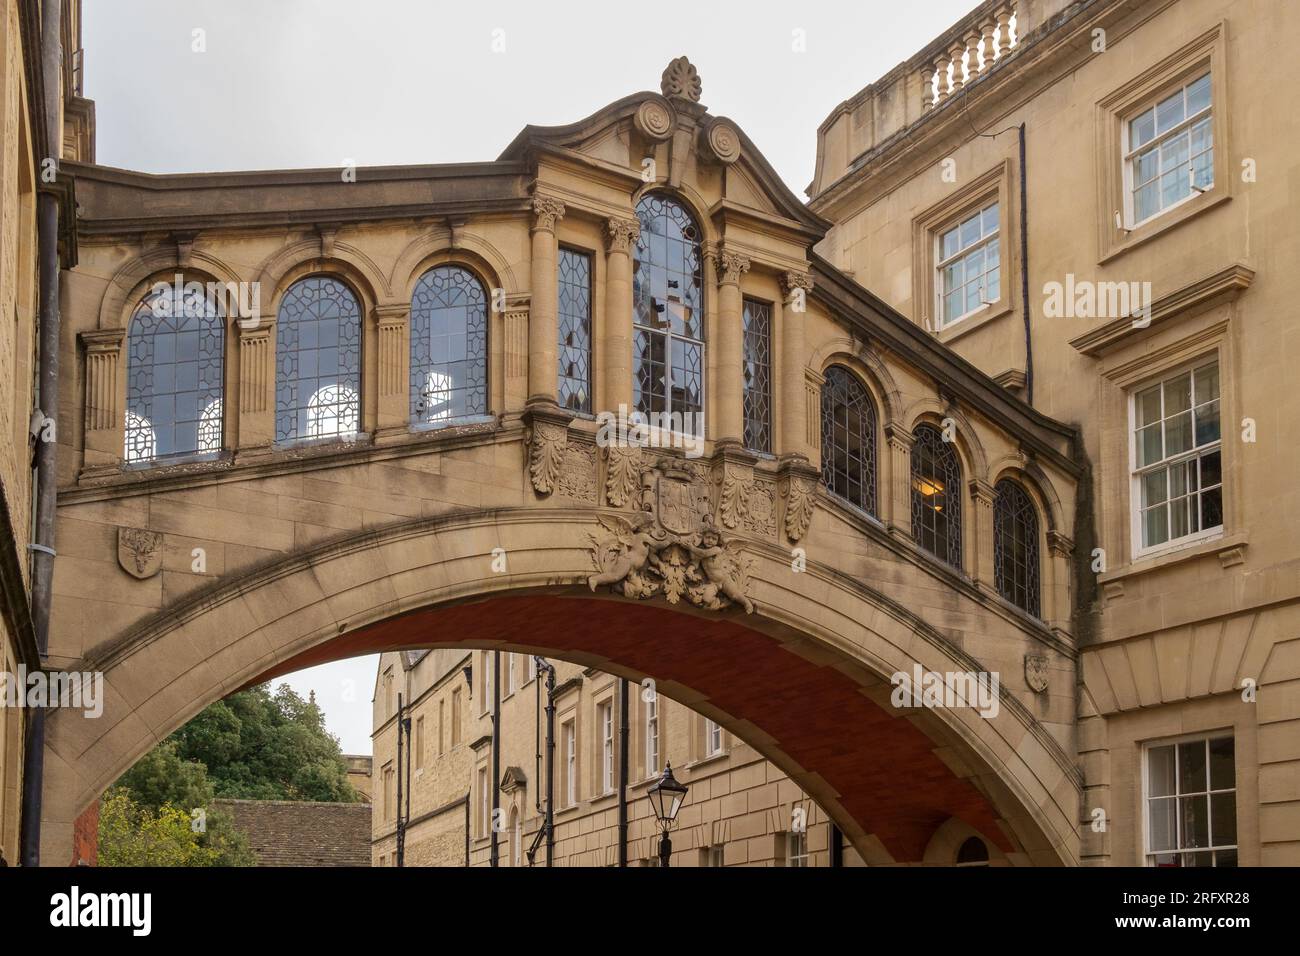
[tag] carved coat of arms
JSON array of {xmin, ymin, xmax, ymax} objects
[
  {"xmin": 1024, "ymin": 654, "xmax": 1050, "ymax": 694},
  {"xmin": 588, "ymin": 465, "xmax": 753, "ymax": 614},
  {"xmin": 118, "ymin": 527, "xmax": 164, "ymax": 580}
]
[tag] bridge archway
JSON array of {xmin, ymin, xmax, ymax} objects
[{"xmin": 41, "ymin": 507, "xmax": 1079, "ymax": 866}]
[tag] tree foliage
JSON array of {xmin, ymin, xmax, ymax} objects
[{"xmin": 101, "ymin": 682, "xmax": 359, "ymax": 865}]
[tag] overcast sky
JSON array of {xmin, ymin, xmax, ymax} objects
[{"xmin": 84, "ymin": 0, "xmax": 977, "ymax": 753}]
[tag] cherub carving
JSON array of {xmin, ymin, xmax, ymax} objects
[
  {"xmin": 587, "ymin": 507, "xmax": 671, "ymax": 596},
  {"xmin": 682, "ymin": 520, "xmax": 754, "ymax": 614}
]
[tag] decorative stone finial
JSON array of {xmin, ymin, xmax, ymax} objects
[{"xmin": 661, "ymin": 56, "xmax": 702, "ymax": 103}]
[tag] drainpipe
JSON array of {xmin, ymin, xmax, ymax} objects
[
  {"xmin": 543, "ymin": 661, "xmax": 555, "ymax": 866},
  {"xmin": 1018, "ymin": 123, "xmax": 1034, "ymax": 406},
  {"xmin": 617, "ymin": 678, "xmax": 629, "ymax": 866},
  {"xmin": 489, "ymin": 651, "xmax": 500, "ymax": 866},
  {"xmin": 21, "ymin": 0, "xmax": 64, "ymax": 869},
  {"xmin": 830, "ymin": 823, "xmax": 844, "ymax": 868}
]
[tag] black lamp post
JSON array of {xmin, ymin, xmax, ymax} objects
[{"xmin": 647, "ymin": 762, "xmax": 689, "ymax": 868}]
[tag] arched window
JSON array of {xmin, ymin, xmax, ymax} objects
[
  {"xmin": 409, "ymin": 265, "xmax": 488, "ymax": 425},
  {"xmin": 911, "ymin": 423, "xmax": 963, "ymax": 568},
  {"xmin": 994, "ymin": 478, "xmax": 1041, "ymax": 617},
  {"xmin": 275, "ymin": 276, "xmax": 362, "ymax": 443},
  {"xmin": 633, "ymin": 194, "xmax": 703, "ymax": 431},
  {"xmin": 125, "ymin": 282, "xmax": 224, "ymax": 463},
  {"xmin": 956, "ymin": 836, "xmax": 990, "ymax": 866},
  {"xmin": 820, "ymin": 365, "xmax": 878, "ymax": 515}
]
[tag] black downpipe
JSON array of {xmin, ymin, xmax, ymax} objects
[
  {"xmin": 395, "ymin": 693, "xmax": 409, "ymax": 866},
  {"xmin": 21, "ymin": 0, "xmax": 64, "ymax": 868},
  {"xmin": 830, "ymin": 824, "xmax": 844, "ymax": 868},
  {"xmin": 463, "ymin": 796, "xmax": 470, "ymax": 867},
  {"xmin": 544, "ymin": 663, "xmax": 555, "ymax": 866},
  {"xmin": 489, "ymin": 651, "xmax": 500, "ymax": 866},
  {"xmin": 617, "ymin": 678, "xmax": 629, "ymax": 866},
  {"xmin": 1018, "ymin": 123, "xmax": 1034, "ymax": 406}
]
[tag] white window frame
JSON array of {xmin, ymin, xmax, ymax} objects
[
  {"xmin": 645, "ymin": 695, "xmax": 660, "ymax": 779},
  {"xmin": 786, "ymin": 830, "xmax": 809, "ymax": 868},
  {"xmin": 527, "ymin": 654, "xmax": 538, "ymax": 684},
  {"xmin": 1127, "ymin": 356, "xmax": 1223, "ymax": 561},
  {"xmin": 507, "ymin": 654, "xmax": 517, "ymax": 696},
  {"xmin": 704, "ymin": 718, "xmax": 722, "ymax": 758},
  {"xmin": 1122, "ymin": 71, "xmax": 1213, "ymax": 230},
  {"xmin": 934, "ymin": 201, "xmax": 1000, "ymax": 329},
  {"xmin": 563, "ymin": 719, "xmax": 577, "ymax": 807},
  {"xmin": 477, "ymin": 766, "xmax": 489, "ymax": 837},
  {"xmin": 1141, "ymin": 731, "xmax": 1237, "ymax": 867},
  {"xmin": 599, "ymin": 702, "xmax": 614, "ymax": 795}
]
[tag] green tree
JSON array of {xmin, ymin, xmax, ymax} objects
[{"xmin": 102, "ymin": 681, "xmax": 356, "ymax": 865}]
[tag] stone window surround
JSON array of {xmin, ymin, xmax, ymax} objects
[
  {"xmin": 910, "ymin": 160, "xmax": 1016, "ymax": 346},
  {"xmin": 1094, "ymin": 21, "xmax": 1231, "ymax": 264},
  {"xmin": 1096, "ymin": 311, "xmax": 1240, "ymax": 582}
]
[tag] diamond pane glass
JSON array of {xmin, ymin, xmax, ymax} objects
[
  {"xmin": 994, "ymin": 479, "xmax": 1041, "ymax": 617},
  {"xmin": 819, "ymin": 365, "xmax": 877, "ymax": 516},
  {"xmin": 275, "ymin": 276, "xmax": 362, "ymax": 443},
  {"xmin": 410, "ymin": 265, "xmax": 488, "ymax": 426},
  {"xmin": 742, "ymin": 298, "xmax": 772, "ymax": 453},
  {"xmin": 125, "ymin": 283, "xmax": 225, "ymax": 463},
  {"xmin": 911, "ymin": 423, "xmax": 962, "ymax": 569},
  {"xmin": 633, "ymin": 194, "xmax": 704, "ymax": 429},
  {"xmin": 557, "ymin": 249, "xmax": 593, "ymax": 413}
]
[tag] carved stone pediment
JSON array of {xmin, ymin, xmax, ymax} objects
[{"xmin": 587, "ymin": 463, "xmax": 753, "ymax": 614}]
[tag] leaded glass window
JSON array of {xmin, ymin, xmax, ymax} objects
[
  {"xmin": 409, "ymin": 265, "xmax": 488, "ymax": 425},
  {"xmin": 819, "ymin": 365, "xmax": 877, "ymax": 515},
  {"xmin": 911, "ymin": 423, "xmax": 962, "ymax": 569},
  {"xmin": 742, "ymin": 298, "xmax": 772, "ymax": 453},
  {"xmin": 275, "ymin": 276, "xmax": 362, "ymax": 443},
  {"xmin": 633, "ymin": 194, "xmax": 703, "ymax": 433},
  {"xmin": 994, "ymin": 478, "xmax": 1041, "ymax": 617},
  {"xmin": 558, "ymin": 248, "xmax": 592, "ymax": 413},
  {"xmin": 125, "ymin": 284, "xmax": 224, "ymax": 463}
]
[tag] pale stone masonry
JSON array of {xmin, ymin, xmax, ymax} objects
[
  {"xmin": 810, "ymin": 0, "xmax": 1300, "ymax": 865},
  {"xmin": 371, "ymin": 649, "xmax": 850, "ymax": 867}
]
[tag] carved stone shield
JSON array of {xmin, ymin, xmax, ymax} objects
[
  {"xmin": 118, "ymin": 527, "xmax": 164, "ymax": 580},
  {"xmin": 655, "ymin": 468, "xmax": 705, "ymax": 536},
  {"xmin": 1024, "ymin": 654, "xmax": 1049, "ymax": 694}
]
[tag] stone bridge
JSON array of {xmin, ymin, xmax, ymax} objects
[{"xmin": 44, "ymin": 61, "xmax": 1085, "ymax": 865}]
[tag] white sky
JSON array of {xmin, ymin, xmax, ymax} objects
[{"xmin": 83, "ymin": 0, "xmax": 978, "ymax": 753}]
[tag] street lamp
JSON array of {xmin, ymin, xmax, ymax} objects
[{"xmin": 647, "ymin": 762, "xmax": 689, "ymax": 868}]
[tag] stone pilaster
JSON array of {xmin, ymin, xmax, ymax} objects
[
  {"xmin": 80, "ymin": 328, "xmax": 125, "ymax": 471},
  {"xmin": 969, "ymin": 478, "xmax": 997, "ymax": 588},
  {"xmin": 602, "ymin": 216, "xmax": 639, "ymax": 415},
  {"xmin": 1047, "ymin": 529, "xmax": 1075, "ymax": 635},
  {"xmin": 528, "ymin": 194, "xmax": 565, "ymax": 408},
  {"xmin": 375, "ymin": 304, "xmax": 410, "ymax": 432},
  {"xmin": 884, "ymin": 424, "xmax": 915, "ymax": 539},
  {"xmin": 236, "ymin": 320, "xmax": 274, "ymax": 451},
  {"xmin": 713, "ymin": 247, "xmax": 750, "ymax": 447},
  {"xmin": 504, "ymin": 294, "xmax": 531, "ymax": 413},
  {"xmin": 779, "ymin": 270, "xmax": 814, "ymax": 463}
]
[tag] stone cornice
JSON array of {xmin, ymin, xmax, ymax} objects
[{"xmin": 1068, "ymin": 263, "xmax": 1254, "ymax": 358}]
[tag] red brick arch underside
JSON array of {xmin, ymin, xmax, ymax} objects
[{"xmin": 251, "ymin": 594, "xmax": 1017, "ymax": 864}]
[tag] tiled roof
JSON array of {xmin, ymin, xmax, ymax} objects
[{"xmin": 213, "ymin": 799, "xmax": 371, "ymax": 867}]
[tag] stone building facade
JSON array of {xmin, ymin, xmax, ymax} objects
[
  {"xmin": 0, "ymin": 0, "xmax": 83, "ymax": 866},
  {"xmin": 371, "ymin": 649, "xmax": 851, "ymax": 867},
  {"xmin": 6, "ymin": 0, "xmax": 1290, "ymax": 869},
  {"xmin": 810, "ymin": 0, "xmax": 1299, "ymax": 864}
]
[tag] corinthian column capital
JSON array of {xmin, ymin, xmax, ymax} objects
[
  {"xmin": 531, "ymin": 194, "xmax": 566, "ymax": 232},
  {"xmin": 716, "ymin": 248, "xmax": 750, "ymax": 286},
  {"xmin": 604, "ymin": 216, "xmax": 641, "ymax": 254},
  {"xmin": 781, "ymin": 270, "xmax": 815, "ymax": 299}
]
